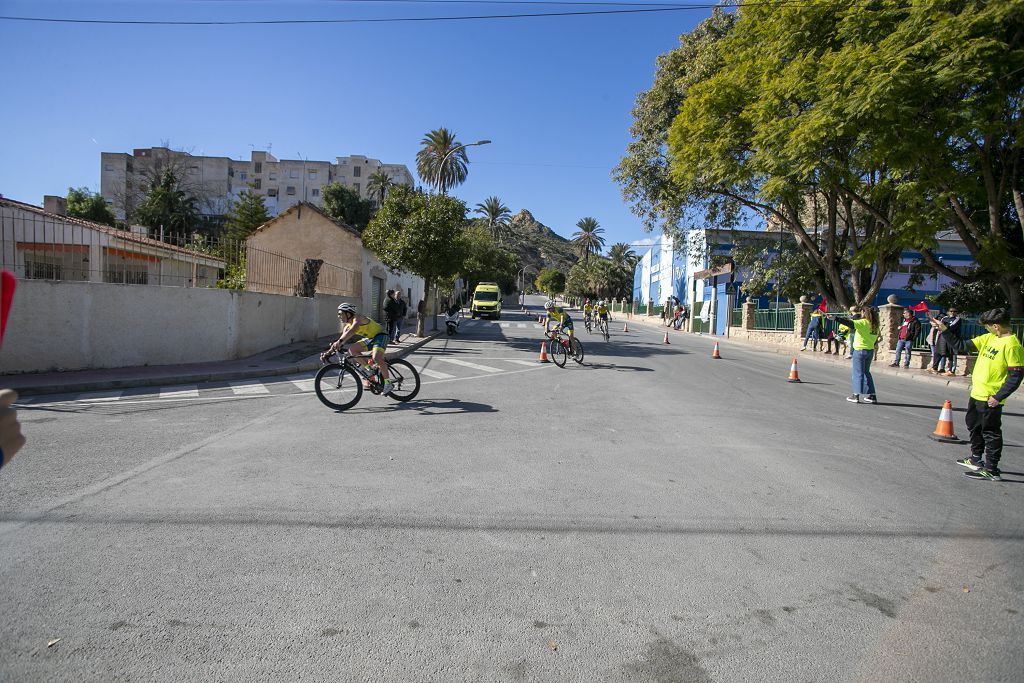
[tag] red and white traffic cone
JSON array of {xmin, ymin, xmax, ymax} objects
[
  {"xmin": 787, "ymin": 358, "xmax": 801, "ymax": 383},
  {"xmin": 930, "ymin": 400, "xmax": 959, "ymax": 442}
]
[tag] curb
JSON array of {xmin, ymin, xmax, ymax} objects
[{"xmin": 10, "ymin": 331, "xmax": 443, "ymax": 398}]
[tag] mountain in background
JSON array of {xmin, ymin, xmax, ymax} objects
[{"xmin": 500, "ymin": 209, "xmax": 578, "ymax": 281}]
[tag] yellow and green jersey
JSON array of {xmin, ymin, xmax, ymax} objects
[
  {"xmin": 547, "ymin": 307, "xmax": 570, "ymax": 324},
  {"xmin": 350, "ymin": 317, "xmax": 384, "ymax": 340}
]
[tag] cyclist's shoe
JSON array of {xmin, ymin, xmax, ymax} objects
[
  {"xmin": 362, "ymin": 380, "xmax": 371, "ymax": 390},
  {"xmin": 956, "ymin": 457, "xmax": 983, "ymax": 471},
  {"xmin": 381, "ymin": 379, "xmax": 395, "ymax": 395},
  {"xmin": 964, "ymin": 468, "xmax": 1002, "ymax": 481}
]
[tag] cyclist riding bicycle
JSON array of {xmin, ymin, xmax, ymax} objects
[
  {"xmin": 321, "ymin": 303, "xmax": 395, "ymax": 394},
  {"xmin": 544, "ymin": 299, "xmax": 574, "ymax": 338},
  {"xmin": 596, "ymin": 300, "xmax": 609, "ymax": 325},
  {"xmin": 582, "ymin": 299, "xmax": 593, "ymax": 326}
]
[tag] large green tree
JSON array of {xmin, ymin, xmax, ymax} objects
[
  {"xmin": 135, "ymin": 170, "xmax": 199, "ymax": 235},
  {"xmin": 416, "ymin": 128, "xmax": 468, "ymax": 195},
  {"xmin": 66, "ymin": 187, "xmax": 116, "ymax": 227},
  {"xmin": 459, "ymin": 224, "xmax": 519, "ymax": 294},
  {"xmin": 535, "ymin": 268, "xmax": 566, "ymax": 297},
  {"xmin": 223, "ymin": 187, "xmax": 269, "ymax": 242},
  {"xmin": 362, "ymin": 186, "xmax": 469, "ymax": 335},
  {"xmin": 321, "ymin": 182, "xmax": 375, "ymax": 232},
  {"xmin": 572, "ymin": 217, "xmax": 605, "ymax": 263}
]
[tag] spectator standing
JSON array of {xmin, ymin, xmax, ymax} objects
[
  {"xmin": 383, "ymin": 290, "xmax": 399, "ymax": 343},
  {"xmin": 801, "ymin": 308, "xmax": 825, "ymax": 351},
  {"xmin": 890, "ymin": 309, "xmax": 921, "ymax": 368},
  {"xmin": 829, "ymin": 307, "xmax": 880, "ymax": 404},
  {"xmin": 392, "ymin": 289, "xmax": 409, "ymax": 343},
  {"xmin": 931, "ymin": 308, "xmax": 1024, "ymax": 481},
  {"xmin": 927, "ymin": 307, "xmax": 944, "ymax": 372},
  {"xmin": 931, "ymin": 307, "xmax": 962, "ymax": 376}
]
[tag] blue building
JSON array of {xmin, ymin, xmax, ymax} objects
[{"xmin": 633, "ymin": 228, "xmax": 974, "ymax": 334}]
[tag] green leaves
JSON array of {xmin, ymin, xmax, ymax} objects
[
  {"xmin": 65, "ymin": 187, "xmax": 116, "ymax": 227},
  {"xmin": 223, "ymin": 188, "xmax": 269, "ymax": 242}
]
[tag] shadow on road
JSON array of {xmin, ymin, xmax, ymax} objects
[
  {"xmin": 347, "ymin": 397, "xmax": 497, "ymax": 416},
  {"xmin": 880, "ymin": 402, "xmax": 1024, "ymax": 418}
]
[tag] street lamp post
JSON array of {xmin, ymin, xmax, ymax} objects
[{"xmin": 434, "ymin": 139, "xmax": 490, "ymax": 195}]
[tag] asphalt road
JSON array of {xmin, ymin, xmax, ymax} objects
[{"xmin": 1, "ymin": 294, "xmax": 1022, "ymax": 681}]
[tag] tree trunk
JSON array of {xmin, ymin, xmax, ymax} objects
[
  {"xmin": 999, "ymin": 274, "xmax": 1024, "ymax": 317},
  {"xmin": 416, "ymin": 275, "xmax": 431, "ymax": 337}
]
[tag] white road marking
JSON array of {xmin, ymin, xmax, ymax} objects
[
  {"xmin": 80, "ymin": 390, "xmax": 124, "ymax": 402},
  {"xmin": 418, "ymin": 367, "xmax": 456, "ymax": 379},
  {"xmin": 503, "ymin": 359, "xmax": 540, "ymax": 366},
  {"xmin": 281, "ymin": 374, "xmax": 316, "ymax": 392},
  {"xmin": 433, "ymin": 358, "xmax": 504, "ymax": 373},
  {"xmin": 159, "ymin": 385, "xmax": 199, "ymax": 399},
  {"xmin": 229, "ymin": 380, "xmax": 271, "ymax": 396}
]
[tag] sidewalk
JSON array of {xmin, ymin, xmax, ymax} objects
[
  {"xmin": 3, "ymin": 332, "xmax": 441, "ymax": 397},
  {"xmin": 618, "ymin": 311, "xmax": 1024, "ymax": 404}
]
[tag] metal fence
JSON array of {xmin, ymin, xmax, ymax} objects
[
  {"xmin": 910, "ymin": 316, "xmax": 1024, "ymax": 350},
  {"xmin": 1, "ymin": 204, "xmax": 359, "ymax": 296},
  {"xmin": 691, "ymin": 301, "xmax": 710, "ymax": 333},
  {"xmin": 753, "ymin": 307, "xmax": 796, "ymax": 331},
  {"xmin": 731, "ymin": 307, "xmax": 743, "ymax": 327}
]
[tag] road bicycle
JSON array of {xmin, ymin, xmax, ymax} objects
[
  {"xmin": 584, "ymin": 313, "xmax": 593, "ymax": 334},
  {"xmin": 314, "ymin": 350, "xmax": 421, "ymax": 411},
  {"xmin": 596, "ymin": 317, "xmax": 610, "ymax": 342},
  {"xmin": 545, "ymin": 328, "xmax": 585, "ymax": 368}
]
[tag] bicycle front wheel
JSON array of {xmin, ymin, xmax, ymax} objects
[
  {"xmin": 384, "ymin": 358, "xmax": 421, "ymax": 402},
  {"xmin": 547, "ymin": 338, "xmax": 567, "ymax": 368},
  {"xmin": 570, "ymin": 337, "xmax": 585, "ymax": 364},
  {"xmin": 314, "ymin": 363, "xmax": 363, "ymax": 411}
]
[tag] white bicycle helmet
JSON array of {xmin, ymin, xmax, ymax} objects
[
  {"xmin": 544, "ymin": 300, "xmax": 555, "ymax": 310},
  {"xmin": 337, "ymin": 303, "xmax": 357, "ymax": 315}
]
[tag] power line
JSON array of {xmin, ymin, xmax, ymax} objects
[{"xmin": 0, "ymin": 2, "xmax": 822, "ymax": 26}]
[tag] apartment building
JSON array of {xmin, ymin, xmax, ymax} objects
[{"xmin": 100, "ymin": 147, "xmax": 415, "ymax": 222}]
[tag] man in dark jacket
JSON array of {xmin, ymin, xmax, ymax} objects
[
  {"xmin": 383, "ymin": 290, "xmax": 401, "ymax": 343},
  {"xmin": 392, "ymin": 289, "xmax": 408, "ymax": 343},
  {"xmin": 930, "ymin": 307, "xmax": 962, "ymax": 376},
  {"xmin": 890, "ymin": 309, "xmax": 922, "ymax": 368}
]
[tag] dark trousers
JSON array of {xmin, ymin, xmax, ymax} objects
[{"xmin": 966, "ymin": 397, "xmax": 1003, "ymax": 470}]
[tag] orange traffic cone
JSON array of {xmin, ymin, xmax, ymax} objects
[
  {"xmin": 930, "ymin": 400, "xmax": 960, "ymax": 442},
  {"xmin": 623, "ymin": 322, "xmax": 629, "ymax": 333},
  {"xmin": 712, "ymin": 341, "xmax": 722, "ymax": 359},
  {"xmin": 663, "ymin": 331, "xmax": 670, "ymax": 344},
  {"xmin": 538, "ymin": 340, "xmax": 550, "ymax": 363},
  {"xmin": 787, "ymin": 358, "xmax": 801, "ymax": 382}
]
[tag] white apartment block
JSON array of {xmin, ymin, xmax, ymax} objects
[{"xmin": 100, "ymin": 147, "xmax": 415, "ymax": 222}]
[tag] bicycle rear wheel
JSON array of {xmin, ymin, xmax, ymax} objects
[
  {"xmin": 314, "ymin": 363, "xmax": 363, "ymax": 411},
  {"xmin": 547, "ymin": 338, "xmax": 567, "ymax": 368},
  {"xmin": 384, "ymin": 358, "xmax": 421, "ymax": 402},
  {"xmin": 570, "ymin": 337, "xmax": 585, "ymax": 364}
]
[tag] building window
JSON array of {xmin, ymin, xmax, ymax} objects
[
  {"xmin": 308, "ymin": 169, "xmax": 317, "ymax": 179},
  {"xmin": 311, "ymin": 188, "xmax": 319, "ymax": 197},
  {"xmin": 287, "ymin": 186, "xmax": 296, "ymax": 195},
  {"xmin": 25, "ymin": 258, "xmax": 63, "ymax": 280},
  {"xmin": 254, "ymin": 178, "xmax": 262, "ymax": 190},
  {"xmin": 269, "ymin": 173, "xmax": 276, "ymax": 180},
  {"xmin": 104, "ymin": 164, "xmax": 114, "ymax": 172},
  {"xmin": 228, "ymin": 168, "xmax": 235, "ymax": 177},
  {"xmin": 290, "ymin": 170, "xmax": 299, "ymax": 178},
  {"xmin": 267, "ymin": 188, "xmax": 278, "ymax": 197},
  {"xmin": 239, "ymin": 172, "xmax": 247, "ymax": 180},
  {"xmin": 105, "ymin": 265, "xmax": 149, "ymax": 285},
  {"xmin": 353, "ymin": 166, "xmax": 361, "ymax": 178},
  {"xmin": 189, "ymin": 165, "xmax": 199, "ymax": 175},
  {"xmin": 254, "ymin": 162, "xmax": 262, "ymax": 174}
]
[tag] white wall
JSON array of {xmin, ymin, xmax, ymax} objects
[
  {"xmin": 0, "ymin": 280, "xmax": 357, "ymax": 374},
  {"xmin": 361, "ymin": 249, "xmax": 424, "ymax": 321}
]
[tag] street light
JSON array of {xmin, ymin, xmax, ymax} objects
[{"xmin": 434, "ymin": 139, "xmax": 491, "ymax": 195}]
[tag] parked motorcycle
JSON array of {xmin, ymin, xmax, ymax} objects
[{"xmin": 445, "ymin": 305, "xmax": 462, "ymax": 335}]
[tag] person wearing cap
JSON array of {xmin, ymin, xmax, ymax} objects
[{"xmin": 931, "ymin": 308, "xmax": 1024, "ymax": 481}]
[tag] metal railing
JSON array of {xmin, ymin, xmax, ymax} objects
[
  {"xmin": 731, "ymin": 307, "xmax": 743, "ymax": 327},
  {"xmin": 1, "ymin": 204, "xmax": 359, "ymax": 296},
  {"xmin": 910, "ymin": 316, "xmax": 1024, "ymax": 350},
  {"xmin": 753, "ymin": 307, "xmax": 795, "ymax": 331}
]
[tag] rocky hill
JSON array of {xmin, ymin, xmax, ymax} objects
[{"xmin": 502, "ymin": 209, "xmax": 579, "ymax": 278}]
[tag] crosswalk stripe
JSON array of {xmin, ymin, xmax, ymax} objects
[
  {"xmin": 81, "ymin": 390, "xmax": 124, "ymax": 402},
  {"xmin": 159, "ymin": 385, "xmax": 199, "ymax": 399},
  {"xmin": 280, "ymin": 374, "xmax": 316, "ymax": 392},
  {"xmin": 433, "ymin": 358, "xmax": 504, "ymax": 373},
  {"xmin": 230, "ymin": 380, "xmax": 271, "ymax": 396},
  {"xmin": 499, "ymin": 322, "xmax": 511, "ymax": 328},
  {"xmin": 418, "ymin": 367, "xmax": 456, "ymax": 379},
  {"xmin": 503, "ymin": 359, "xmax": 539, "ymax": 366}
]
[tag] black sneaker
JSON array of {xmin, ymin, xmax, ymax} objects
[
  {"xmin": 965, "ymin": 469, "xmax": 1002, "ymax": 481},
  {"xmin": 862, "ymin": 395, "xmax": 877, "ymax": 404},
  {"xmin": 956, "ymin": 457, "xmax": 983, "ymax": 471},
  {"xmin": 846, "ymin": 394, "xmax": 860, "ymax": 403}
]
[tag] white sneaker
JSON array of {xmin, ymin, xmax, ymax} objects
[{"xmin": 381, "ymin": 381, "xmax": 395, "ymax": 395}]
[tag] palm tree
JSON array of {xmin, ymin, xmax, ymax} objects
[
  {"xmin": 572, "ymin": 217, "xmax": 605, "ymax": 263},
  {"xmin": 607, "ymin": 242, "xmax": 639, "ymax": 273},
  {"xmin": 416, "ymin": 128, "xmax": 468, "ymax": 195},
  {"xmin": 366, "ymin": 171, "xmax": 394, "ymax": 207},
  {"xmin": 475, "ymin": 196, "xmax": 511, "ymax": 242}
]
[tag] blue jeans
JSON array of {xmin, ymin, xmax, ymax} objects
[
  {"xmin": 893, "ymin": 339, "xmax": 913, "ymax": 367},
  {"xmin": 851, "ymin": 349, "xmax": 876, "ymax": 396}
]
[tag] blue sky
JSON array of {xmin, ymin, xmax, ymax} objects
[{"xmin": 0, "ymin": 1, "xmax": 717, "ymax": 252}]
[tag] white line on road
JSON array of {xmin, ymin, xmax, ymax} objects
[
  {"xmin": 229, "ymin": 380, "xmax": 271, "ymax": 396},
  {"xmin": 159, "ymin": 385, "xmax": 199, "ymax": 399},
  {"xmin": 503, "ymin": 359, "xmax": 540, "ymax": 366},
  {"xmin": 80, "ymin": 390, "xmax": 124, "ymax": 402},
  {"xmin": 433, "ymin": 358, "xmax": 505, "ymax": 373},
  {"xmin": 417, "ymin": 367, "xmax": 456, "ymax": 379}
]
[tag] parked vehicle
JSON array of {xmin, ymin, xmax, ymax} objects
[{"xmin": 445, "ymin": 304, "xmax": 462, "ymax": 335}]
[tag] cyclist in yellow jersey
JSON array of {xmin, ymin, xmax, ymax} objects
[
  {"xmin": 596, "ymin": 300, "xmax": 609, "ymax": 322},
  {"xmin": 583, "ymin": 299, "xmax": 593, "ymax": 327},
  {"xmin": 544, "ymin": 299, "xmax": 574, "ymax": 338},
  {"xmin": 321, "ymin": 302, "xmax": 394, "ymax": 394}
]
